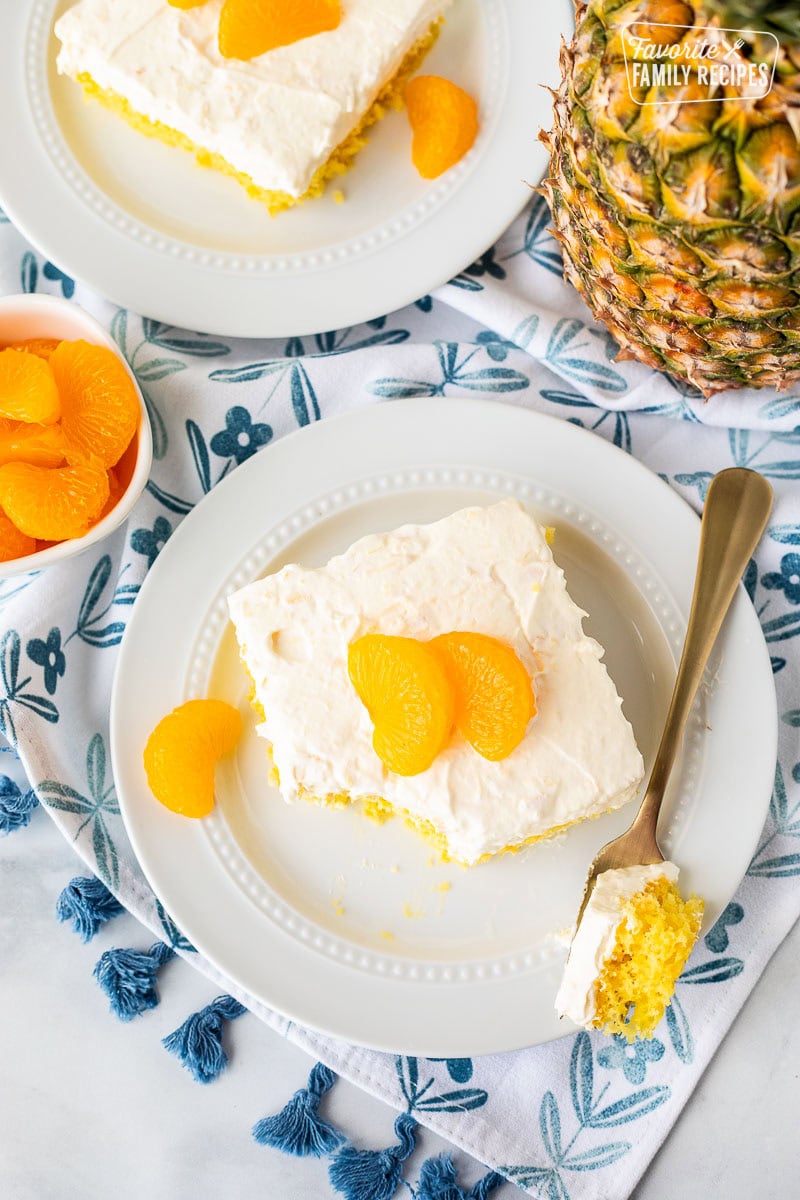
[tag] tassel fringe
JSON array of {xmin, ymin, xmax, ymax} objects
[
  {"xmin": 417, "ymin": 1154, "xmax": 463, "ymax": 1200},
  {"xmin": 56, "ymin": 875, "xmax": 124, "ymax": 942},
  {"xmin": 253, "ymin": 1062, "xmax": 344, "ymax": 1157},
  {"xmin": 329, "ymin": 1113, "xmax": 417, "ymax": 1200},
  {"xmin": 417, "ymin": 1155, "xmax": 506, "ymax": 1200},
  {"xmin": 0, "ymin": 776, "xmax": 38, "ymax": 835},
  {"xmin": 93, "ymin": 941, "xmax": 175, "ymax": 1021},
  {"xmin": 163, "ymin": 995, "xmax": 247, "ymax": 1084},
  {"xmin": 470, "ymin": 1169, "xmax": 506, "ymax": 1199}
]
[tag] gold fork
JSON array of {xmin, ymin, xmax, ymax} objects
[{"xmin": 570, "ymin": 467, "xmax": 774, "ymax": 936}]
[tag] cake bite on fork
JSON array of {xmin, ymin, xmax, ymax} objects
[{"xmin": 557, "ymin": 469, "xmax": 773, "ymax": 1038}]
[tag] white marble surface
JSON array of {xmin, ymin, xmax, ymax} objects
[{"xmin": 2, "ymin": 807, "xmax": 799, "ymax": 1199}]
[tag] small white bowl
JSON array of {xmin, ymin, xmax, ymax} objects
[{"xmin": 0, "ymin": 293, "xmax": 152, "ymax": 577}]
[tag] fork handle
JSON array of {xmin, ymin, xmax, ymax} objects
[{"xmin": 633, "ymin": 468, "xmax": 773, "ymax": 847}]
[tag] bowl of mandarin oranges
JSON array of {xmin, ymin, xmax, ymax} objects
[{"xmin": 0, "ymin": 294, "xmax": 151, "ymax": 576}]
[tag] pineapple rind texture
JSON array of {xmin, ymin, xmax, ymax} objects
[
  {"xmin": 705, "ymin": 2, "xmax": 800, "ymax": 41},
  {"xmin": 543, "ymin": 0, "xmax": 800, "ymax": 396}
]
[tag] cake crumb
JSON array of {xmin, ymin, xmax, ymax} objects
[
  {"xmin": 435, "ymin": 880, "xmax": 451, "ymax": 894},
  {"xmin": 403, "ymin": 903, "xmax": 425, "ymax": 919},
  {"xmin": 332, "ymin": 189, "xmax": 345, "ymax": 204},
  {"xmin": 380, "ymin": 930, "xmax": 395, "ymax": 941},
  {"xmin": 363, "ymin": 798, "xmax": 393, "ymax": 825},
  {"xmin": 329, "ymin": 874, "xmax": 347, "ymax": 917},
  {"xmin": 390, "ymin": 865, "xmax": 400, "ymax": 874}
]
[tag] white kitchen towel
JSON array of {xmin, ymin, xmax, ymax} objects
[{"xmin": 2, "ymin": 197, "xmax": 799, "ymax": 1200}]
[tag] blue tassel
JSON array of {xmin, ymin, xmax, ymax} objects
[
  {"xmin": 56, "ymin": 875, "xmax": 124, "ymax": 942},
  {"xmin": 329, "ymin": 1113, "xmax": 417, "ymax": 1200},
  {"xmin": 0, "ymin": 776, "xmax": 38, "ymax": 835},
  {"xmin": 253, "ymin": 1062, "xmax": 344, "ymax": 1157},
  {"xmin": 93, "ymin": 941, "xmax": 175, "ymax": 1021},
  {"xmin": 163, "ymin": 995, "xmax": 246, "ymax": 1084},
  {"xmin": 417, "ymin": 1154, "xmax": 464, "ymax": 1200},
  {"xmin": 416, "ymin": 1154, "xmax": 505, "ymax": 1200},
  {"xmin": 469, "ymin": 1170, "xmax": 506, "ymax": 1200}
]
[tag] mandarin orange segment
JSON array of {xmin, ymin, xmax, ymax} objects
[
  {"xmin": 219, "ymin": 0, "xmax": 341, "ymax": 60},
  {"xmin": 144, "ymin": 699, "xmax": 243, "ymax": 818},
  {"xmin": 168, "ymin": 0, "xmax": 209, "ymax": 7},
  {"xmin": 49, "ymin": 339, "xmax": 139, "ymax": 470},
  {"xmin": 94, "ymin": 466, "xmax": 124, "ymax": 524},
  {"xmin": 0, "ymin": 462, "xmax": 109, "ymax": 541},
  {"xmin": 0, "ymin": 348, "xmax": 61, "ymax": 424},
  {"xmin": 431, "ymin": 632, "xmax": 535, "ymax": 762},
  {"xmin": 0, "ymin": 418, "xmax": 64, "ymax": 468},
  {"xmin": 348, "ymin": 634, "xmax": 454, "ymax": 776},
  {"xmin": 405, "ymin": 75, "xmax": 479, "ymax": 180},
  {"xmin": 0, "ymin": 511, "xmax": 36, "ymax": 562},
  {"xmin": 5, "ymin": 338, "xmax": 61, "ymax": 360}
]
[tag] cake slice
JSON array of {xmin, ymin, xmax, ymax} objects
[
  {"xmin": 54, "ymin": 0, "xmax": 450, "ymax": 213},
  {"xmin": 556, "ymin": 863, "xmax": 704, "ymax": 1039},
  {"xmin": 227, "ymin": 500, "xmax": 644, "ymax": 865}
]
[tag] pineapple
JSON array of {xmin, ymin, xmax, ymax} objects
[{"xmin": 542, "ymin": 1, "xmax": 800, "ymax": 395}]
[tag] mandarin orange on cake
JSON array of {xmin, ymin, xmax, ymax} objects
[
  {"xmin": 0, "ymin": 347, "xmax": 61, "ymax": 424},
  {"xmin": 49, "ymin": 339, "xmax": 139, "ymax": 469},
  {"xmin": 348, "ymin": 634, "xmax": 455, "ymax": 776},
  {"xmin": 432, "ymin": 632, "xmax": 535, "ymax": 761},
  {"xmin": 0, "ymin": 461, "xmax": 109, "ymax": 541},
  {"xmin": 405, "ymin": 75, "xmax": 478, "ymax": 179},
  {"xmin": 218, "ymin": 0, "xmax": 341, "ymax": 61},
  {"xmin": 144, "ymin": 699, "xmax": 243, "ymax": 818}
]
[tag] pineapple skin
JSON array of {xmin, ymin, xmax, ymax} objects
[{"xmin": 542, "ymin": 0, "xmax": 800, "ymax": 397}]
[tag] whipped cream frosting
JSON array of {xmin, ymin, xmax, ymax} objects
[
  {"xmin": 555, "ymin": 861, "xmax": 680, "ymax": 1027},
  {"xmin": 55, "ymin": 0, "xmax": 450, "ymax": 196},
  {"xmin": 227, "ymin": 501, "xmax": 644, "ymax": 865}
]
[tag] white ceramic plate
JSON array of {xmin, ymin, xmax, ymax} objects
[
  {"xmin": 1, "ymin": 0, "xmax": 567, "ymax": 337},
  {"xmin": 110, "ymin": 399, "xmax": 777, "ymax": 1056}
]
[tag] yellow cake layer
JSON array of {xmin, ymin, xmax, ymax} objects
[
  {"xmin": 75, "ymin": 22, "xmax": 441, "ymax": 215},
  {"xmin": 297, "ymin": 786, "xmax": 610, "ymax": 867},
  {"xmin": 245, "ymin": 650, "xmax": 612, "ymax": 866},
  {"xmin": 591, "ymin": 877, "xmax": 704, "ymax": 1041}
]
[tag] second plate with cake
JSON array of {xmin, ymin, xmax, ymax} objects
[
  {"xmin": 2, "ymin": 0, "xmax": 568, "ymax": 336},
  {"xmin": 110, "ymin": 398, "xmax": 777, "ymax": 1055}
]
